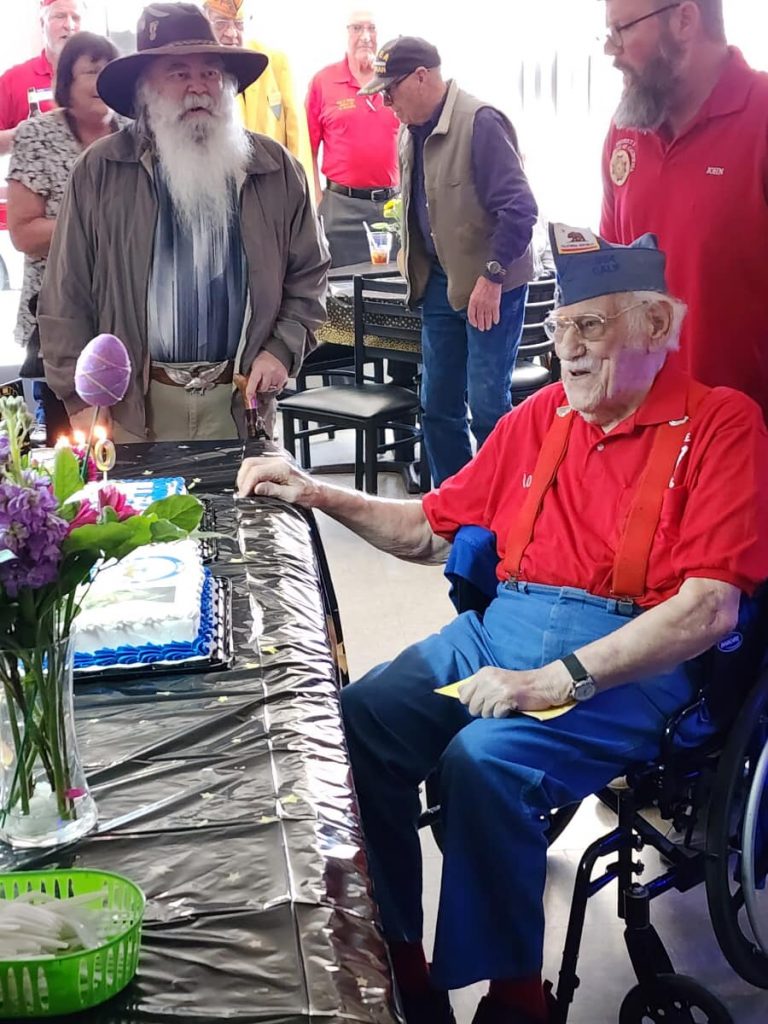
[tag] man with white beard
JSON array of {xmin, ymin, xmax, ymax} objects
[
  {"xmin": 38, "ymin": 2, "xmax": 329, "ymax": 443},
  {"xmin": 599, "ymin": 0, "xmax": 768, "ymax": 426}
]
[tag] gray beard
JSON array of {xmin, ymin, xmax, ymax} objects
[
  {"xmin": 613, "ymin": 50, "xmax": 682, "ymax": 131},
  {"xmin": 138, "ymin": 82, "xmax": 251, "ymax": 233}
]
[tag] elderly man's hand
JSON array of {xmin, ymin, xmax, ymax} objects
[
  {"xmin": 246, "ymin": 351, "xmax": 290, "ymax": 403},
  {"xmin": 468, "ymin": 276, "xmax": 503, "ymax": 332},
  {"xmin": 458, "ymin": 663, "xmax": 574, "ymax": 718},
  {"xmin": 237, "ymin": 456, "xmax": 320, "ymax": 506}
]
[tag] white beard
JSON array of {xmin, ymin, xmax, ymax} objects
[{"xmin": 138, "ymin": 81, "xmax": 251, "ymax": 232}]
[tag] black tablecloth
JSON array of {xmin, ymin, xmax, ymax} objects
[{"xmin": 0, "ymin": 441, "xmax": 401, "ymax": 1024}]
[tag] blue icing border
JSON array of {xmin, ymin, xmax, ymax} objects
[{"xmin": 75, "ymin": 569, "xmax": 215, "ymax": 671}]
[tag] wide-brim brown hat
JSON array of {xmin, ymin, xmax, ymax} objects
[{"xmin": 97, "ymin": 2, "xmax": 268, "ymax": 119}]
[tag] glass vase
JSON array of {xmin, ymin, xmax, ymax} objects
[{"xmin": 0, "ymin": 635, "xmax": 97, "ymax": 849}]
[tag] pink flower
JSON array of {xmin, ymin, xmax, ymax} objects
[
  {"xmin": 98, "ymin": 485, "xmax": 138, "ymax": 521},
  {"xmin": 67, "ymin": 500, "xmax": 99, "ymax": 531}
]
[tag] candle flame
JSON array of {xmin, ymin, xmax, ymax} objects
[
  {"xmin": 73, "ymin": 430, "xmax": 86, "ymax": 445},
  {"xmin": 94, "ymin": 426, "xmax": 107, "ymax": 441},
  {"xmin": 54, "ymin": 435, "xmax": 71, "ymax": 449}
]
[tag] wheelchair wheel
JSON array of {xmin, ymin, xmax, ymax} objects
[
  {"xmin": 618, "ymin": 973, "xmax": 733, "ymax": 1024},
  {"xmin": 705, "ymin": 673, "xmax": 768, "ymax": 988}
]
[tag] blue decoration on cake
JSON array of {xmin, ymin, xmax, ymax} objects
[
  {"xmin": 74, "ymin": 569, "xmax": 216, "ymax": 672},
  {"xmin": 118, "ymin": 477, "xmax": 186, "ymax": 512}
]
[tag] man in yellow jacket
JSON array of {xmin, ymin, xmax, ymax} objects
[{"xmin": 202, "ymin": 0, "xmax": 313, "ymax": 184}]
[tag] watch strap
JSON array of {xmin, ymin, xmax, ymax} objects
[{"xmin": 561, "ymin": 652, "xmax": 591, "ymax": 683}]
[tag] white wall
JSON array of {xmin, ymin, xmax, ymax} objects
[{"xmin": 5, "ymin": 0, "xmax": 768, "ymax": 227}]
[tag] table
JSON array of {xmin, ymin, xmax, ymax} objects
[
  {"xmin": 327, "ymin": 262, "xmax": 401, "ymax": 282},
  {"xmin": 0, "ymin": 440, "xmax": 402, "ymax": 1024}
]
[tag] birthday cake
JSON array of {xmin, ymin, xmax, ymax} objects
[
  {"xmin": 69, "ymin": 476, "xmax": 187, "ymax": 513},
  {"xmin": 73, "ymin": 538, "xmax": 217, "ymax": 672}
]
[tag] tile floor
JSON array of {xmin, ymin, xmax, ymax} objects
[{"xmin": 299, "ymin": 427, "xmax": 766, "ymax": 1024}]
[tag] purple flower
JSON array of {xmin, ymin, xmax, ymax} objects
[
  {"xmin": 0, "ymin": 435, "xmax": 9, "ymax": 464},
  {"xmin": 0, "ymin": 478, "xmax": 68, "ymax": 598}
]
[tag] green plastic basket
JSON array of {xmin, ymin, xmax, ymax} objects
[{"xmin": 0, "ymin": 869, "xmax": 145, "ymax": 1019}]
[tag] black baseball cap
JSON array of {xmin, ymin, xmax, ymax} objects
[{"xmin": 358, "ymin": 36, "xmax": 441, "ymax": 95}]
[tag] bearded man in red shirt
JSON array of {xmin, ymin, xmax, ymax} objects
[{"xmin": 599, "ymin": 0, "xmax": 768, "ymax": 424}]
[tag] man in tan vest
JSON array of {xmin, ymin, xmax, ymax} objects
[{"xmin": 361, "ymin": 37, "xmax": 539, "ymax": 485}]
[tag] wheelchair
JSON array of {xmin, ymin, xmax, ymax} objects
[{"xmin": 417, "ymin": 526, "xmax": 768, "ymax": 1024}]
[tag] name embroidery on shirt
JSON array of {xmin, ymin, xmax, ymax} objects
[{"xmin": 706, "ymin": 166, "xmax": 725, "ymax": 176}]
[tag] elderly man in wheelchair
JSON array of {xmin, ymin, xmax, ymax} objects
[{"xmin": 238, "ymin": 224, "xmax": 768, "ymax": 1024}]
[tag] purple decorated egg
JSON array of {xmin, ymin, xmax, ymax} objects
[{"xmin": 74, "ymin": 334, "xmax": 132, "ymax": 407}]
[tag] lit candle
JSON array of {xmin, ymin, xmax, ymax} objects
[
  {"xmin": 54, "ymin": 435, "xmax": 71, "ymax": 449},
  {"xmin": 73, "ymin": 430, "xmax": 86, "ymax": 447}
]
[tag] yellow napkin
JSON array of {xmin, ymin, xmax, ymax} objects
[{"xmin": 435, "ymin": 680, "xmax": 576, "ymax": 721}]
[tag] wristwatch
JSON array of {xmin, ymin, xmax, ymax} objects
[
  {"xmin": 485, "ymin": 259, "xmax": 507, "ymax": 280},
  {"xmin": 560, "ymin": 653, "xmax": 597, "ymax": 702}
]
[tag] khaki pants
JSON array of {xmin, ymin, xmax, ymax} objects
[{"xmin": 112, "ymin": 379, "xmax": 277, "ymax": 444}]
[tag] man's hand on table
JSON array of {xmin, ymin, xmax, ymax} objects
[
  {"xmin": 246, "ymin": 351, "xmax": 290, "ymax": 404},
  {"xmin": 458, "ymin": 662, "xmax": 573, "ymax": 718},
  {"xmin": 237, "ymin": 456, "xmax": 321, "ymax": 506}
]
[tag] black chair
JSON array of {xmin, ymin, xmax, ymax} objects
[
  {"xmin": 278, "ymin": 275, "xmax": 428, "ymax": 494},
  {"xmin": 418, "ymin": 526, "xmax": 768, "ymax": 1023}
]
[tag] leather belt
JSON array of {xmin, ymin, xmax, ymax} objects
[
  {"xmin": 150, "ymin": 361, "xmax": 234, "ymax": 393},
  {"xmin": 326, "ymin": 179, "xmax": 399, "ymax": 203}
]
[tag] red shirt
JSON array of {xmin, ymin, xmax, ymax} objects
[
  {"xmin": 305, "ymin": 58, "xmax": 399, "ymax": 189},
  {"xmin": 423, "ymin": 365, "xmax": 768, "ymax": 608},
  {"xmin": 601, "ymin": 49, "xmax": 768, "ymax": 425},
  {"xmin": 0, "ymin": 52, "xmax": 55, "ymax": 130}
]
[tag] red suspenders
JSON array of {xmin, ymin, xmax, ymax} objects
[{"xmin": 500, "ymin": 381, "xmax": 710, "ymax": 600}]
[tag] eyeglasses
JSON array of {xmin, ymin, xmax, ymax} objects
[
  {"xmin": 603, "ymin": 3, "xmax": 681, "ymax": 51},
  {"xmin": 543, "ymin": 302, "xmax": 648, "ymax": 342},
  {"xmin": 382, "ymin": 72, "xmax": 413, "ymax": 103},
  {"xmin": 348, "ymin": 22, "xmax": 376, "ymax": 35},
  {"xmin": 211, "ymin": 17, "xmax": 245, "ymax": 33}
]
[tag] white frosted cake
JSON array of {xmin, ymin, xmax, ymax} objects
[
  {"xmin": 75, "ymin": 539, "xmax": 206, "ymax": 656},
  {"xmin": 67, "ymin": 476, "xmax": 186, "ymax": 513}
]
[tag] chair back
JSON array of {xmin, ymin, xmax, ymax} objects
[{"xmin": 352, "ymin": 275, "xmax": 422, "ymax": 385}]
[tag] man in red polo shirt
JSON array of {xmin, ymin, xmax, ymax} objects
[
  {"xmin": 305, "ymin": 8, "xmax": 399, "ymax": 267},
  {"xmin": 0, "ymin": 0, "xmax": 84, "ymax": 155},
  {"xmin": 599, "ymin": 0, "xmax": 768, "ymax": 424},
  {"xmin": 237, "ymin": 224, "xmax": 768, "ymax": 1024}
]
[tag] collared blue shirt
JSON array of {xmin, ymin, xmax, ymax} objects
[{"xmin": 147, "ymin": 165, "xmax": 247, "ymax": 364}]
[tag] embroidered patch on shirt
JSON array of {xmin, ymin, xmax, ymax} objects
[
  {"xmin": 552, "ymin": 224, "xmax": 600, "ymax": 255},
  {"xmin": 610, "ymin": 139, "xmax": 637, "ymax": 186}
]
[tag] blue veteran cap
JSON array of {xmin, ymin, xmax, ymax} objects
[{"xmin": 549, "ymin": 222, "xmax": 668, "ymax": 307}]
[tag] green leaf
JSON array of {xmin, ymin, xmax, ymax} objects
[
  {"xmin": 149, "ymin": 519, "xmax": 187, "ymax": 544},
  {"xmin": 53, "ymin": 448, "xmax": 83, "ymax": 504},
  {"xmin": 56, "ymin": 551, "xmax": 99, "ymax": 595},
  {"xmin": 63, "ymin": 516, "xmax": 153, "ymax": 562},
  {"xmin": 101, "ymin": 506, "xmax": 119, "ymax": 524},
  {"xmin": 57, "ymin": 501, "xmax": 79, "ymax": 523},
  {"xmin": 143, "ymin": 495, "xmax": 203, "ymax": 534}
]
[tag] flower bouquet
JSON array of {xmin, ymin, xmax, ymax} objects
[
  {"xmin": 0, "ymin": 396, "xmax": 203, "ymax": 849},
  {"xmin": 371, "ymin": 196, "xmax": 403, "ymax": 243}
]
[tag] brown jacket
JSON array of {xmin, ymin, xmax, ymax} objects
[{"xmin": 39, "ymin": 123, "xmax": 330, "ymax": 437}]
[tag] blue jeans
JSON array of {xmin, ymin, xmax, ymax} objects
[
  {"xmin": 341, "ymin": 583, "xmax": 706, "ymax": 990},
  {"xmin": 420, "ymin": 266, "xmax": 527, "ymax": 485}
]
